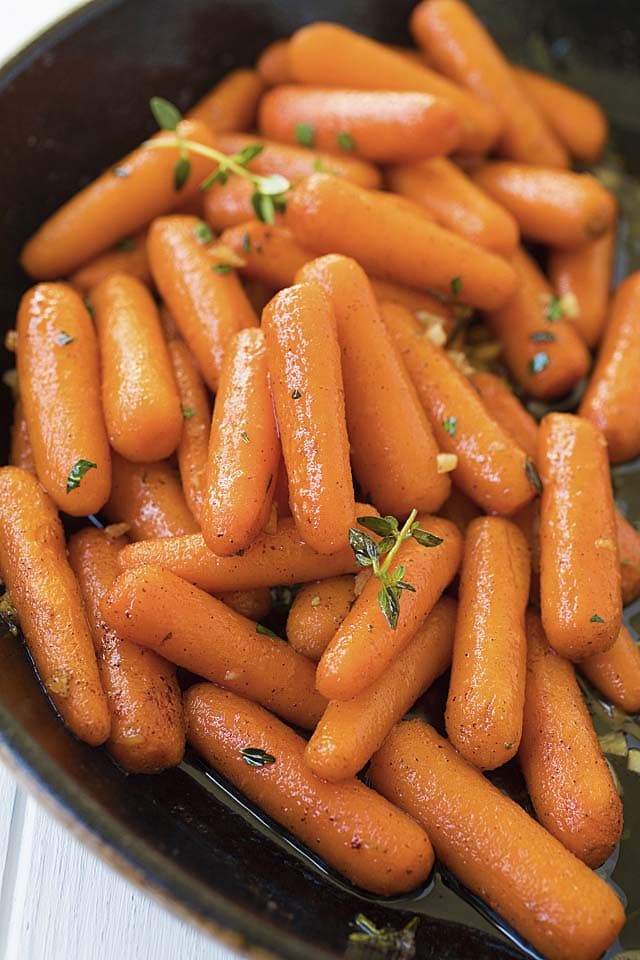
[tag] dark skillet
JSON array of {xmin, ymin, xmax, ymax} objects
[{"xmin": 0, "ymin": 1, "xmax": 639, "ymax": 958}]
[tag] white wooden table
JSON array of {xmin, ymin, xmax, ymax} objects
[{"xmin": 1, "ymin": 3, "xmax": 243, "ymax": 957}]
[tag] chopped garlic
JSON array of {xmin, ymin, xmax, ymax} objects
[{"xmin": 437, "ymin": 453, "xmax": 458, "ymax": 474}]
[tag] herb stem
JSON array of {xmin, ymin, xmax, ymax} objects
[{"xmin": 378, "ymin": 508, "xmax": 418, "ymax": 578}]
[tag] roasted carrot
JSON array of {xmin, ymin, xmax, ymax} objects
[
  {"xmin": 217, "ymin": 588, "xmax": 271, "ymax": 622},
  {"xmin": 17, "ymin": 283, "xmax": 111, "ymax": 516},
  {"xmin": 185, "ymin": 684, "xmax": 434, "ymax": 895},
  {"xmin": 387, "ymin": 157, "xmax": 519, "ymax": 256},
  {"xmin": 21, "ymin": 120, "xmax": 218, "ymax": 279},
  {"xmin": 0, "ymin": 467, "xmax": 110, "ymax": 745},
  {"xmin": 519, "ymin": 611, "xmax": 622, "ymax": 867},
  {"xmin": 368, "ymin": 277, "xmax": 453, "ymax": 332},
  {"xmin": 316, "ymin": 516, "xmax": 462, "ymax": 701},
  {"xmin": 539, "ymin": 413, "xmax": 622, "ymax": 659},
  {"xmin": 474, "ymin": 162, "xmax": 616, "ymax": 247},
  {"xmin": 287, "ymin": 22, "xmax": 502, "ymax": 154},
  {"xmin": 296, "ymin": 256, "xmax": 450, "ymax": 516},
  {"xmin": 548, "ymin": 226, "xmax": 615, "ymax": 348},
  {"xmin": 579, "ymin": 271, "xmax": 640, "ymax": 463},
  {"xmin": 469, "ymin": 371, "xmax": 538, "ymax": 461},
  {"xmin": 381, "ymin": 302, "xmax": 536, "ymax": 515},
  {"xmin": 286, "ymin": 576, "xmax": 356, "ymax": 661},
  {"xmin": 438, "ymin": 486, "xmax": 481, "ymax": 533},
  {"xmin": 68, "ymin": 528, "xmax": 185, "ymax": 773},
  {"xmin": 219, "ymin": 221, "xmax": 312, "ymax": 288},
  {"xmin": 306, "ymin": 597, "xmax": 456, "ymax": 781},
  {"xmin": 486, "ymin": 247, "xmax": 590, "ymax": 400},
  {"xmin": 369, "ymin": 720, "xmax": 625, "ymax": 960},
  {"xmin": 104, "ymin": 453, "xmax": 198, "ymax": 540},
  {"xmin": 147, "ymin": 214, "xmax": 258, "ymax": 391},
  {"xmin": 286, "ymin": 174, "xmax": 517, "ymax": 310},
  {"xmin": 410, "ymin": 0, "xmax": 568, "ymax": 168},
  {"xmin": 167, "ymin": 340, "xmax": 211, "ymax": 522},
  {"xmin": 9, "ymin": 397, "xmax": 35, "ymax": 473},
  {"xmin": 256, "ymin": 39, "xmax": 291, "ymax": 86},
  {"xmin": 93, "ymin": 273, "xmax": 183, "ymax": 462},
  {"xmin": 187, "ymin": 68, "xmax": 264, "ymax": 132},
  {"xmin": 580, "ymin": 624, "xmax": 640, "ymax": 714},
  {"xmin": 616, "ymin": 511, "xmax": 640, "ymax": 605},
  {"xmin": 103, "ymin": 564, "xmax": 326, "ymax": 729},
  {"xmin": 262, "ymin": 283, "xmax": 354, "ymax": 554},
  {"xmin": 69, "ymin": 231, "xmax": 152, "ymax": 293},
  {"xmin": 202, "ymin": 177, "xmax": 263, "ymax": 231}
]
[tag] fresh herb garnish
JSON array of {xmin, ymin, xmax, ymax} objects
[
  {"xmin": 57, "ymin": 331, "xmax": 74, "ymax": 346},
  {"xmin": 241, "ymin": 232, "xmax": 251, "ymax": 253},
  {"xmin": 84, "ymin": 297, "xmax": 95, "ymax": 319},
  {"xmin": 240, "ymin": 747, "xmax": 276, "ymax": 767},
  {"xmin": 67, "ymin": 459, "xmax": 97, "ymax": 493},
  {"xmin": 450, "ymin": 276, "xmax": 463, "ymax": 297},
  {"xmin": 442, "ymin": 416, "xmax": 457, "ymax": 437},
  {"xmin": 150, "ymin": 96, "xmax": 182, "ymax": 130},
  {"xmin": 313, "ymin": 156, "xmax": 337, "ymax": 174},
  {"xmin": 295, "ymin": 122, "xmax": 315, "ymax": 147},
  {"xmin": 173, "ymin": 155, "xmax": 191, "ymax": 190},
  {"xmin": 348, "ymin": 913, "xmax": 420, "ymax": 954},
  {"xmin": 212, "ymin": 263, "xmax": 233, "ymax": 275},
  {"xmin": 591, "ymin": 614, "xmax": 605, "ymax": 623},
  {"xmin": 545, "ymin": 294, "xmax": 564, "ymax": 322},
  {"xmin": 528, "ymin": 352, "xmax": 550, "ymax": 375},
  {"xmin": 114, "ymin": 236, "xmax": 136, "ymax": 252},
  {"xmin": 337, "ymin": 130, "xmax": 356, "ymax": 152},
  {"xmin": 529, "ymin": 331, "xmax": 556, "ymax": 343},
  {"xmin": 241, "ymin": 431, "xmax": 250, "ymax": 444},
  {"xmin": 194, "ymin": 220, "xmax": 214, "ymax": 244},
  {"xmin": 182, "ymin": 407, "xmax": 196, "ymax": 419},
  {"xmin": 256, "ymin": 624, "xmax": 279, "ymax": 637},
  {"xmin": 291, "ymin": 389, "xmax": 301, "ymax": 400},
  {"xmin": 525, "ymin": 457, "xmax": 542, "ymax": 495}
]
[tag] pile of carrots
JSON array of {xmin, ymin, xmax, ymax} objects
[{"xmin": 3, "ymin": 2, "xmax": 640, "ymax": 957}]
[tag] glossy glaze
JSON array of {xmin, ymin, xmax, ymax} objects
[
  {"xmin": 69, "ymin": 230, "xmax": 152, "ymax": 293},
  {"xmin": 220, "ymin": 221, "xmax": 312, "ymax": 289},
  {"xmin": 168, "ymin": 340, "xmax": 211, "ymax": 522},
  {"xmin": 580, "ymin": 623, "xmax": 640, "ymax": 713},
  {"xmin": 286, "ymin": 576, "xmax": 356, "ymax": 661},
  {"xmin": 104, "ymin": 453, "xmax": 198, "ymax": 540},
  {"xmin": 548, "ymin": 224, "xmax": 615, "ymax": 348},
  {"xmin": 187, "ymin": 68, "xmax": 264, "ymax": 132}
]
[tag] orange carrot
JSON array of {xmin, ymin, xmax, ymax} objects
[
  {"xmin": 580, "ymin": 624, "xmax": 640, "ymax": 714},
  {"xmin": 368, "ymin": 277, "xmax": 453, "ymax": 332},
  {"xmin": 256, "ymin": 39, "xmax": 291, "ymax": 86},
  {"xmin": 17, "ymin": 283, "xmax": 111, "ymax": 516},
  {"xmin": 9, "ymin": 397, "xmax": 35, "ymax": 473},
  {"xmin": 69, "ymin": 231, "xmax": 152, "ymax": 293},
  {"xmin": 616, "ymin": 511, "xmax": 640, "ymax": 605},
  {"xmin": 538, "ymin": 413, "xmax": 622, "ymax": 659},
  {"xmin": 147, "ymin": 214, "xmax": 258, "ymax": 391},
  {"xmin": 104, "ymin": 453, "xmax": 198, "ymax": 540},
  {"xmin": 167, "ymin": 340, "xmax": 211, "ymax": 522},
  {"xmin": 219, "ymin": 221, "xmax": 312, "ymax": 288},
  {"xmin": 216, "ymin": 588, "xmax": 271, "ymax": 622},
  {"xmin": 438, "ymin": 486, "xmax": 481, "ymax": 533},
  {"xmin": 202, "ymin": 176, "xmax": 263, "ymax": 231},
  {"xmin": 306, "ymin": 597, "xmax": 456, "ymax": 781},
  {"xmin": 548, "ymin": 226, "xmax": 615, "ymax": 348},
  {"xmin": 0, "ymin": 467, "xmax": 110, "ymax": 745},
  {"xmin": 469, "ymin": 371, "xmax": 538, "ymax": 461},
  {"xmin": 185, "ymin": 684, "xmax": 434, "ymax": 895},
  {"xmin": 369, "ymin": 720, "xmax": 625, "ymax": 960},
  {"xmin": 286, "ymin": 576, "xmax": 356, "ymax": 661},
  {"xmin": 187, "ymin": 68, "xmax": 264, "ymax": 132}
]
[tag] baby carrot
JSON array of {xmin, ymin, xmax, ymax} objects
[
  {"xmin": 216, "ymin": 588, "xmax": 271, "ymax": 622},
  {"xmin": 286, "ymin": 576, "xmax": 356, "ymax": 661},
  {"xmin": 369, "ymin": 720, "xmax": 625, "ymax": 960},
  {"xmin": 219, "ymin": 221, "xmax": 312, "ymax": 288},
  {"xmin": 147, "ymin": 214, "xmax": 258, "ymax": 391},
  {"xmin": 317, "ymin": 515, "xmax": 462, "ymax": 701},
  {"xmin": 187, "ymin": 68, "xmax": 264, "ymax": 132},
  {"xmin": 10, "ymin": 397, "xmax": 35, "ymax": 473},
  {"xmin": 579, "ymin": 271, "xmax": 640, "ymax": 463},
  {"xmin": 486, "ymin": 247, "xmax": 590, "ymax": 400},
  {"xmin": 103, "ymin": 565, "xmax": 326, "ymax": 729},
  {"xmin": 202, "ymin": 328, "xmax": 280, "ymax": 555},
  {"xmin": 381, "ymin": 302, "xmax": 536, "ymax": 515},
  {"xmin": 306, "ymin": 597, "xmax": 456, "ymax": 782},
  {"xmin": 474, "ymin": 162, "xmax": 616, "ymax": 247},
  {"xmin": 167, "ymin": 340, "xmax": 211, "ymax": 522},
  {"xmin": 92, "ymin": 273, "xmax": 183, "ymax": 462},
  {"xmin": 256, "ymin": 39, "xmax": 291, "ymax": 86},
  {"xmin": 286, "ymin": 174, "xmax": 517, "ymax": 310},
  {"xmin": 296, "ymin": 256, "xmax": 450, "ymax": 517},
  {"xmin": 519, "ymin": 611, "xmax": 622, "ymax": 867},
  {"xmin": 68, "ymin": 528, "xmax": 185, "ymax": 773},
  {"xmin": 368, "ymin": 278, "xmax": 453, "ymax": 332},
  {"xmin": 262, "ymin": 283, "xmax": 354, "ymax": 555},
  {"xmin": 0, "ymin": 467, "xmax": 110, "ymax": 746},
  {"xmin": 287, "ymin": 22, "xmax": 502, "ymax": 154},
  {"xmin": 202, "ymin": 177, "xmax": 262, "ymax": 231},
  {"xmin": 512, "ymin": 66, "xmax": 608, "ymax": 163},
  {"xmin": 69, "ymin": 231, "xmax": 152, "ymax": 293},
  {"xmin": 104, "ymin": 453, "xmax": 198, "ymax": 540},
  {"xmin": 185, "ymin": 684, "xmax": 434, "ymax": 895},
  {"xmin": 17, "ymin": 283, "xmax": 111, "ymax": 516},
  {"xmin": 387, "ymin": 158, "xmax": 519, "ymax": 256},
  {"xmin": 615, "ymin": 511, "xmax": 640, "ymax": 605},
  {"xmin": 548, "ymin": 226, "xmax": 615, "ymax": 348},
  {"xmin": 539, "ymin": 413, "xmax": 622, "ymax": 659},
  {"xmin": 410, "ymin": 0, "xmax": 568, "ymax": 168},
  {"xmin": 580, "ymin": 625, "xmax": 640, "ymax": 714},
  {"xmin": 469, "ymin": 371, "xmax": 538, "ymax": 461},
  {"xmin": 438, "ymin": 487, "xmax": 481, "ymax": 533},
  {"xmin": 21, "ymin": 119, "xmax": 218, "ymax": 279}
]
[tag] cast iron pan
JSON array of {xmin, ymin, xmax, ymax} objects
[{"xmin": 0, "ymin": 1, "xmax": 639, "ymax": 958}]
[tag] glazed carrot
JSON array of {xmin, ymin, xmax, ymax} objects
[
  {"xmin": 68, "ymin": 528, "xmax": 185, "ymax": 773},
  {"xmin": 519, "ymin": 611, "xmax": 622, "ymax": 867},
  {"xmin": 117, "ymin": 505, "xmax": 377, "ymax": 591},
  {"xmin": 296, "ymin": 256, "xmax": 450, "ymax": 516},
  {"xmin": 167, "ymin": 340, "xmax": 211, "ymax": 521},
  {"xmin": 369, "ymin": 720, "xmax": 625, "ymax": 960},
  {"xmin": 258, "ymin": 86, "xmax": 461, "ymax": 164},
  {"xmin": 286, "ymin": 576, "xmax": 356, "ymax": 661},
  {"xmin": 256, "ymin": 39, "xmax": 291, "ymax": 86},
  {"xmin": 486, "ymin": 247, "xmax": 590, "ymax": 400},
  {"xmin": 69, "ymin": 231, "xmax": 152, "ymax": 293},
  {"xmin": 187, "ymin": 68, "xmax": 264, "ymax": 132},
  {"xmin": 0, "ymin": 467, "xmax": 110, "ymax": 746},
  {"xmin": 262, "ymin": 283, "xmax": 354, "ymax": 554},
  {"xmin": 103, "ymin": 565, "xmax": 326, "ymax": 729},
  {"xmin": 581, "ymin": 624, "xmax": 640, "ymax": 714},
  {"xmin": 17, "ymin": 283, "xmax": 111, "ymax": 516},
  {"xmin": 104, "ymin": 453, "xmax": 198, "ymax": 540},
  {"xmin": 387, "ymin": 158, "xmax": 519, "ymax": 256},
  {"xmin": 21, "ymin": 120, "xmax": 218, "ymax": 279},
  {"xmin": 202, "ymin": 177, "xmax": 261, "ymax": 231},
  {"xmin": 306, "ymin": 597, "xmax": 456, "ymax": 781},
  {"xmin": 615, "ymin": 511, "xmax": 640, "ymax": 605},
  {"xmin": 438, "ymin": 486, "xmax": 481, "ymax": 533},
  {"xmin": 512, "ymin": 66, "xmax": 608, "ymax": 163},
  {"xmin": 287, "ymin": 22, "xmax": 502, "ymax": 154},
  {"xmin": 410, "ymin": 0, "xmax": 568, "ymax": 168},
  {"xmin": 579, "ymin": 272, "xmax": 640, "ymax": 463},
  {"xmin": 202, "ymin": 328, "xmax": 280, "ymax": 555},
  {"xmin": 446, "ymin": 517, "xmax": 529, "ymax": 769},
  {"xmin": 285, "ymin": 175, "xmax": 517, "ymax": 310},
  {"xmin": 316, "ymin": 516, "xmax": 462, "ymax": 701},
  {"xmin": 548, "ymin": 226, "xmax": 615, "ymax": 348},
  {"xmin": 368, "ymin": 278, "xmax": 453, "ymax": 332},
  {"xmin": 185, "ymin": 684, "xmax": 434, "ymax": 895},
  {"xmin": 217, "ymin": 588, "xmax": 271, "ymax": 622},
  {"xmin": 9, "ymin": 397, "xmax": 35, "ymax": 473},
  {"xmin": 147, "ymin": 214, "xmax": 258, "ymax": 391},
  {"xmin": 474, "ymin": 162, "xmax": 616, "ymax": 247},
  {"xmin": 469, "ymin": 371, "xmax": 538, "ymax": 461},
  {"xmin": 539, "ymin": 413, "xmax": 622, "ymax": 659},
  {"xmin": 381, "ymin": 302, "xmax": 536, "ymax": 515},
  {"xmin": 219, "ymin": 221, "xmax": 312, "ymax": 288},
  {"xmin": 93, "ymin": 273, "xmax": 183, "ymax": 462}
]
